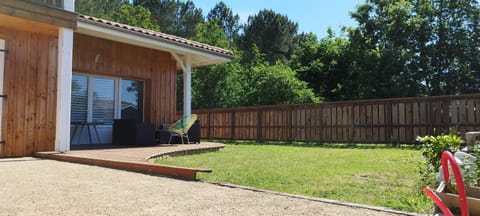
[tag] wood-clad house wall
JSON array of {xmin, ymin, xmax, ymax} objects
[
  {"xmin": 0, "ymin": 18, "xmax": 60, "ymax": 157},
  {"xmin": 72, "ymin": 33, "xmax": 177, "ymax": 127}
]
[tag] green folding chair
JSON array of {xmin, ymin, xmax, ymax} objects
[{"xmin": 168, "ymin": 114, "xmax": 198, "ymax": 144}]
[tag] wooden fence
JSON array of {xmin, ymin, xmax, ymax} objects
[{"xmin": 180, "ymin": 94, "xmax": 480, "ymax": 144}]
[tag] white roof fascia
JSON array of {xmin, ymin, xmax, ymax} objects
[{"xmin": 76, "ymin": 21, "xmax": 231, "ymax": 68}]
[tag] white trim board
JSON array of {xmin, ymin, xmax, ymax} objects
[{"xmin": 55, "ymin": 28, "xmax": 73, "ymax": 152}]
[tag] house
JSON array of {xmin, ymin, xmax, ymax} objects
[{"xmin": 0, "ymin": 0, "xmax": 233, "ymax": 157}]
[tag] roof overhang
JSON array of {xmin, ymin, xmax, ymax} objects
[
  {"xmin": 76, "ymin": 18, "xmax": 232, "ymax": 69},
  {"xmin": 0, "ymin": 0, "xmax": 77, "ymax": 29}
]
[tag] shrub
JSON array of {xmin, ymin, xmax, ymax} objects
[
  {"xmin": 461, "ymin": 145, "xmax": 480, "ymax": 187},
  {"xmin": 416, "ymin": 134, "xmax": 463, "ymax": 187}
]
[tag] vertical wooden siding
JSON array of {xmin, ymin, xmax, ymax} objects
[
  {"xmin": 72, "ymin": 33, "xmax": 177, "ymax": 126},
  {"xmin": 0, "ymin": 26, "xmax": 59, "ymax": 157},
  {"xmin": 186, "ymin": 94, "xmax": 480, "ymax": 144}
]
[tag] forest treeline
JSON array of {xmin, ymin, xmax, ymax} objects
[{"xmin": 76, "ymin": 0, "xmax": 480, "ymax": 109}]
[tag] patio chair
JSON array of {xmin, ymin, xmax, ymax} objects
[{"xmin": 168, "ymin": 114, "xmax": 198, "ymax": 144}]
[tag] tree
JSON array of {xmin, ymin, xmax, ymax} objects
[
  {"xmin": 243, "ymin": 60, "xmax": 320, "ymax": 106},
  {"xmin": 348, "ymin": 0, "xmax": 421, "ymax": 99},
  {"xmin": 112, "ymin": 4, "xmax": 160, "ymax": 31},
  {"xmin": 133, "ymin": 0, "xmax": 204, "ymax": 38},
  {"xmin": 241, "ymin": 9, "xmax": 299, "ymax": 64},
  {"xmin": 348, "ymin": 0, "xmax": 480, "ymax": 98},
  {"xmin": 292, "ymin": 30, "xmax": 357, "ymax": 101},
  {"xmin": 240, "ymin": 46, "xmax": 320, "ymax": 106},
  {"xmin": 207, "ymin": 1, "xmax": 241, "ymax": 47},
  {"xmin": 75, "ymin": 0, "xmax": 128, "ymax": 19},
  {"xmin": 188, "ymin": 20, "xmax": 244, "ymax": 109},
  {"xmin": 427, "ymin": 0, "xmax": 480, "ymax": 95}
]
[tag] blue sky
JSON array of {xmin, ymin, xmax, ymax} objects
[{"xmin": 193, "ymin": 0, "xmax": 365, "ymax": 38}]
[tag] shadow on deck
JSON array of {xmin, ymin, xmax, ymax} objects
[{"xmin": 35, "ymin": 142, "xmax": 225, "ymax": 180}]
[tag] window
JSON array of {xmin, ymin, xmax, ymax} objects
[
  {"xmin": 71, "ymin": 74, "xmax": 144, "ymax": 124},
  {"xmin": 121, "ymin": 79, "xmax": 144, "ymax": 122}
]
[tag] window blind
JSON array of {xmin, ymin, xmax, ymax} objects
[
  {"xmin": 71, "ymin": 74, "xmax": 88, "ymax": 123},
  {"xmin": 92, "ymin": 77, "xmax": 115, "ymax": 124}
]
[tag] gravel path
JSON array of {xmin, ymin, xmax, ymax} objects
[{"xmin": 1, "ymin": 158, "xmax": 410, "ymax": 216}]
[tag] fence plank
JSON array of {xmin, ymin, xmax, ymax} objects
[
  {"xmin": 353, "ymin": 104, "xmax": 360, "ymax": 142},
  {"xmin": 405, "ymin": 102, "xmax": 413, "ymax": 142}
]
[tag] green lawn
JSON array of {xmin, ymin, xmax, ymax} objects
[{"xmin": 156, "ymin": 143, "xmax": 431, "ymax": 213}]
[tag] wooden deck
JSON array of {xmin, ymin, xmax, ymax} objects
[{"xmin": 35, "ymin": 142, "xmax": 225, "ymax": 180}]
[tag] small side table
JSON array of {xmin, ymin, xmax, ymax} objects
[{"xmin": 71, "ymin": 121, "xmax": 102, "ymax": 144}]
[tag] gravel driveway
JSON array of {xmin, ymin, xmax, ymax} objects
[{"xmin": 1, "ymin": 158, "xmax": 412, "ymax": 216}]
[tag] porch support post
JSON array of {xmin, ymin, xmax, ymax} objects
[
  {"xmin": 183, "ymin": 55, "xmax": 192, "ymax": 117},
  {"xmin": 55, "ymin": 28, "xmax": 73, "ymax": 152},
  {"xmin": 171, "ymin": 52, "xmax": 193, "ymax": 117}
]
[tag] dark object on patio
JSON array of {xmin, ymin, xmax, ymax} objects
[
  {"xmin": 155, "ymin": 129, "xmax": 170, "ymax": 144},
  {"xmin": 167, "ymin": 114, "xmax": 198, "ymax": 144},
  {"xmin": 113, "ymin": 119, "xmax": 155, "ymax": 146},
  {"xmin": 188, "ymin": 120, "xmax": 200, "ymax": 144}
]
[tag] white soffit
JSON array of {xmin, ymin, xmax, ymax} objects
[{"xmin": 76, "ymin": 21, "xmax": 231, "ymax": 68}]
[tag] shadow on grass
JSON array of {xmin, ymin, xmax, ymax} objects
[{"xmin": 209, "ymin": 140, "xmax": 422, "ymax": 150}]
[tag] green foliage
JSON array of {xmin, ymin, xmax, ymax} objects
[
  {"xmin": 112, "ymin": 4, "xmax": 160, "ymax": 31},
  {"xmin": 183, "ymin": 22, "xmax": 320, "ymax": 109},
  {"xmin": 191, "ymin": 57, "xmax": 245, "ymax": 109},
  {"xmin": 191, "ymin": 20, "xmax": 229, "ymax": 49},
  {"xmin": 133, "ymin": 0, "xmax": 204, "ymax": 38},
  {"xmin": 348, "ymin": 0, "xmax": 421, "ymax": 99},
  {"xmin": 207, "ymin": 1, "xmax": 240, "ymax": 47},
  {"xmin": 417, "ymin": 134, "xmax": 462, "ymax": 170},
  {"xmin": 291, "ymin": 31, "xmax": 358, "ymax": 101},
  {"xmin": 241, "ymin": 9, "xmax": 299, "ymax": 64},
  {"xmin": 185, "ymin": 48, "xmax": 320, "ymax": 109},
  {"xmin": 187, "ymin": 21, "xmax": 243, "ymax": 109},
  {"xmin": 242, "ymin": 59, "xmax": 320, "ymax": 106},
  {"xmin": 157, "ymin": 144, "xmax": 428, "ymax": 212},
  {"xmin": 461, "ymin": 145, "xmax": 480, "ymax": 187},
  {"xmin": 346, "ymin": 0, "xmax": 480, "ymax": 98},
  {"xmin": 75, "ymin": 0, "xmax": 128, "ymax": 19},
  {"xmin": 416, "ymin": 134, "xmax": 463, "ymax": 192}
]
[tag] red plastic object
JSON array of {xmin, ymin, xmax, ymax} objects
[
  {"xmin": 423, "ymin": 151, "xmax": 471, "ymax": 216},
  {"xmin": 441, "ymin": 151, "xmax": 469, "ymax": 216},
  {"xmin": 423, "ymin": 187, "xmax": 454, "ymax": 216}
]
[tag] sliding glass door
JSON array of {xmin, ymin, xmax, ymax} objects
[{"xmin": 71, "ymin": 74, "xmax": 144, "ymax": 145}]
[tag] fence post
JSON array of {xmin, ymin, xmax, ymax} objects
[
  {"xmin": 386, "ymin": 102, "xmax": 393, "ymax": 143},
  {"xmin": 231, "ymin": 111, "xmax": 236, "ymax": 141},
  {"xmin": 289, "ymin": 106, "xmax": 293, "ymax": 142},
  {"xmin": 428, "ymin": 97, "xmax": 435, "ymax": 135},
  {"xmin": 257, "ymin": 110, "xmax": 263, "ymax": 142},
  {"xmin": 350, "ymin": 103, "xmax": 355, "ymax": 143},
  {"xmin": 207, "ymin": 112, "xmax": 212, "ymax": 140}
]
